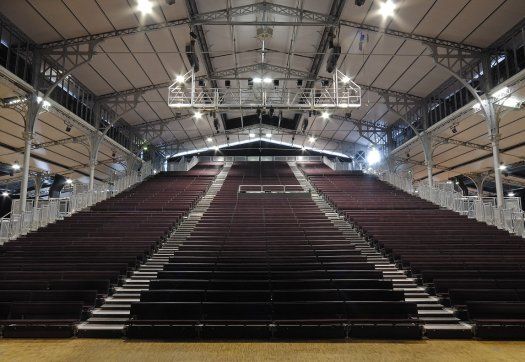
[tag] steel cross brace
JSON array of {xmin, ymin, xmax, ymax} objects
[{"xmin": 38, "ymin": 2, "xmax": 481, "ymax": 54}]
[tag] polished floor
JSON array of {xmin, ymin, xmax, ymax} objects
[{"xmin": 1, "ymin": 339, "xmax": 525, "ymax": 361}]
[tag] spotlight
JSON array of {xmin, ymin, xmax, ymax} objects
[
  {"xmin": 321, "ymin": 80, "xmax": 330, "ymax": 87},
  {"xmin": 367, "ymin": 148, "xmax": 381, "ymax": 165},
  {"xmin": 143, "ymin": 145, "xmax": 148, "ymax": 151},
  {"xmin": 253, "ymin": 77, "xmax": 262, "ymax": 84},
  {"xmin": 12, "ymin": 162, "xmax": 21, "ymax": 171},
  {"xmin": 266, "ymin": 133, "xmax": 272, "ymax": 138},
  {"xmin": 175, "ymin": 75, "xmax": 185, "ymax": 83},
  {"xmin": 137, "ymin": 0, "xmax": 154, "ymax": 14},
  {"xmin": 225, "ymin": 80, "xmax": 231, "ymax": 88},
  {"xmin": 65, "ymin": 178, "xmax": 73, "ymax": 185},
  {"xmin": 206, "ymin": 137, "xmax": 213, "ymax": 142},
  {"xmin": 508, "ymin": 192, "xmax": 516, "ymax": 197},
  {"xmin": 309, "ymin": 136, "xmax": 316, "ymax": 143},
  {"xmin": 297, "ymin": 79, "xmax": 303, "ymax": 87},
  {"xmin": 321, "ymin": 111, "xmax": 330, "ymax": 120},
  {"xmin": 213, "ymin": 146, "xmax": 220, "ymax": 151},
  {"xmin": 263, "ymin": 77, "xmax": 272, "ymax": 84},
  {"xmin": 341, "ymin": 75, "xmax": 351, "ymax": 84},
  {"xmin": 65, "ymin": 124, "xmax": 72, "ymax": 132},
  {"xmin": 499, "ymin": 164, "xmax": 507, "ymax": 171},
  {"xmin": 379, "ymin": 0, "xmax": 396, "ymax": 18},
  {"xmin": 194, "ymin": 111, "xmax": 203, "ymax": 119},
  {"xmin": 198, "ymin": 79, "xmax": 205, "ymax": 87},
  {"xmin": 249, "ymin": 133, "xmax": 256, "ymax": 138},
  {"xmin": 2, "ymin": 191, "xmax": 8, "ymax": 197}
]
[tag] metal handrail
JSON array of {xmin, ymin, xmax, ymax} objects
[
  {"xmin": 0, "ymin": 161, "xmax": 154, "ymax": 245},
  {"xmin": 237, "ymin": 184, "xmax": 308, "ymax": 194}
]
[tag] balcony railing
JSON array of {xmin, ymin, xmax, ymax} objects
[{"xmin": 0, "ymin": 161, "xmax": 154, "ymax": 244}]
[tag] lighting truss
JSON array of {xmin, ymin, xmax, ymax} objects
[{"xmin": 168, "ymin": 69, "xmax": 361, "ymax": 111}]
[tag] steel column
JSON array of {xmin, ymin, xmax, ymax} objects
[{"xmin": 19, "ymin": 132, "xmax": 32, "ymax": 211}]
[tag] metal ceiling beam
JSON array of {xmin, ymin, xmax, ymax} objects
[
  {"xmin": 14, "ymin": 135, "xmax": 88, "ymax": 152},
  {"xmin": 99, "ymin": 63, "xmax": 421, "ymax": 105},
  {"xmin": 434, "ymin": 136, "xmax": 492, "ymax": 152},
  {"xmin": 305, "ymin": 0, "xmax": 347, "ymax": 90},
  {"xmin": 38, "ymin": 2, "xmax": 481, "ymax": 53},
  {"xmin": 158, "ymin": 122, "xmax": 362, "ymax": 152}
]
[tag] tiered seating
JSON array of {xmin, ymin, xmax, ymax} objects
[
  {"xmin": 0, "ymin": 166, "xmax": 219, "ymax": 337},
  {"xmin": 301, "ymin": 163, "xmax": 525, "ymax": 339},
  {"xmin": 128, "ymin": 162, "xmax": 420, "ymax": 339}
]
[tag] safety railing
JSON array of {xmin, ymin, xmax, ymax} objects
[
  {"xmin": 378, "ymin": 171, "xmax": 414, "ymax": 194},
  {"xmin": 238, "ymin": 184, "xmax": 308, "ymax": 194},
  {"xmin": 0, "ymin": 161, "xmax": 153, "ymax": 244},
  {"xmin": 379, "ymin": 170, "xmax": 525, "ymax": 238},
  {"xmin": 197, "ymin": 156, "xmax": 323, "ymax": 163}
]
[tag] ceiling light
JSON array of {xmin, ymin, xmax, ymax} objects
[
  {"xmin": 253, "ymin": 77, "xmax": 262, "ymax": 83},
  {"xmin": 175, "ymin": 75, "xmax": 185, "ymax": 83},
  {"xmin": 341, "ymin": 75, "xmax": 351, "ymax": 84},
  {"xmin": 321, "ymin": 111, "xmax": 330, "ymax": 120},
  {"xmin": 263, "ymin": 77, "xmax": 272, "ymax": 83},
  {"xmin": 266, "ymin": 133, "xmax": 272, "ymax": 138},
  {"xmin": 491, "ymin": 87, "xmax": 509, "ymax": 99},
  {"xmin": 65, "ymin": 178, "xmax": 73, "ymax": 185},
  {"xmin": 367, "ymin": 148, "xmax": 381, "ymax": 165},
  {"xmin": 379, "ymin": 0, "xmax": 396, "ymax": 18},
  {"xmin": 499, "ymin": 164, "xmax": 507, "ymax": 170},
  {"xmin": 249, "ymin": 133, "xmax": 256, "ymax": 138},
  {"xmin": 194, "ymin": 111, "xmax": 202, "ymax": 119},
  {"xmin": 309, "ymin": 136, "xmax": 316, "ymax": 143},
  {"xmin": 2, "ymin": 191, "xmax": 9, "ymax": 197},
  {"xmin": 136, "ymin": 0, "xmax": 154, "ymax": 15},
  {"xmin": 508, "ymin": 192, "xmax": 516, "ymax": 197},
  {"xmin": 206, "ymin": 137, "xmax": 213, "ymax": 142},
  {"xmin": 12, "ymin": 162, "xmax": 20, "ymax": 171}
]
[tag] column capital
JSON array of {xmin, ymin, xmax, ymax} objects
[{"xmin": 22, "ymin": 131, "xmax": 34, "ymax": 141}]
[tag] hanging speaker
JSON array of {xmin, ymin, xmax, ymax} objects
[{"xmin": 185, "ymin": 40, "xmax": 200, "ymax": 72}]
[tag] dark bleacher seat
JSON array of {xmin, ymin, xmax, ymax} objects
[
  {"xmin": 0, "ymin": 165, "xmax": 219, "ymax": 337},
  {"xmin": 128, "ymin": 162, "xmax": 421, "ymax": 340},
  {"xmin": 299, "ymin": 162, "xmax": 525, "ymax": 339}
]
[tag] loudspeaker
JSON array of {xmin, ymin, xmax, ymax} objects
[
  {"xmin": 185, "ymin": 40, "xmax": 200, "ymax": 72},
  {"xmin": 49, "ymin": 174, "xmax": 67, "ymax": 198}
]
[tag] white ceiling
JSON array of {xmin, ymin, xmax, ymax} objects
[{"xmin": 1, "ymin": 0, "xmax": 525, "ymax": 183}]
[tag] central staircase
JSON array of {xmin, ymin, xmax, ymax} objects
[
  {"xmin": 288, "ymin": 162, "xmax": 473, "ymax": 338},
  {"xmin": 78, "ymin": 163, "xmax": 232, "ymax": 337}
]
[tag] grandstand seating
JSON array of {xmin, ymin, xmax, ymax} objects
[
  {"xmin": 300, "ymin": 162, "xmax": 525, "ymax": 339},
  {"xmin": 128, "ymin": 162, "xmax": 421, "ymax": 339},
  {"xmin": 0, "ymin": 166, "xmax": 219, "ymax": 337}
]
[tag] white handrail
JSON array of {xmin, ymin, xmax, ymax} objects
[
  {"xmin": 378, "ymin": 170, "xmax": 524, "ymax": 238},
  {"xmin": 237, "ymin": 184, "xmax": 308, "ymax": 193},
  {"xmin": 0, "ymin": 161, "xmax": 154, "ymax": 245}
]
